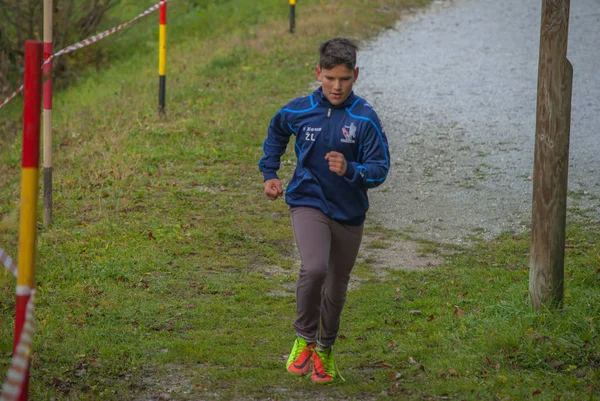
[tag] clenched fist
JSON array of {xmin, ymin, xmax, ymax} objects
[
  {"xmin": 264, "ymin": 178, "xmax": 283, "ymax": 200},
  {"xmin": 325, "ymin": 151, "xmax": 347, "ymax": 176}
]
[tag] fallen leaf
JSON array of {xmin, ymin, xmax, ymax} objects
[
  {"xmin": 427, "ymin": 314, "xmax": 435, "ymax": 321},
  {"xmin": 388, "ymin": 371, "xmax": 401, "ymax": 381},
  {"xmin": 408, "ymin": 356, "xmax": 417, "ymax": 364},
  {"xmin": 148, "ymin": 231, "xmax": 155, "ymax": 240},
  {"xmin": 532, "ymin": 389, "xmax": 541, "ymax": 396},
  {"xmin": 448, "ymin": 369, "xmax": 459, "ymax": 377},
  {"xmin": 376, "ymin": 362, "xmax": 393, "ymax": 368},
  {"xmin": 51, "ymin": 377, "xmax": 73, "ymax": 394},
  {"xmin": 454, "ymin": 306, "xmax": 465, "ymax": 316}
]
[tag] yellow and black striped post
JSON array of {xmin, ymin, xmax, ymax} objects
[
  {"xmin": 158, "ymin": 1, "xmax": 167, "ymax": 114},
  {"xmin": 289, "ymin": 0, "xmax": 296, "ymax": 33}
]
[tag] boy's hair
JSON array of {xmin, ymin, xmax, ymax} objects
[{"xmin": 319, "ymin": 37, "xmax": 358, "ymax": 70}]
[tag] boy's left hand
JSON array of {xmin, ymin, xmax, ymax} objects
[{"xmin": 325, "ymin": 151, "xmax": 347, "ymax": 176}]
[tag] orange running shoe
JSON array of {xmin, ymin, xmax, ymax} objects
[
  {"xmin": 311, "ymin": 347, "xmax": 344, "ymax": 384},
  {"xmin": 286, "ymin": 337, "xmax": 315, "ymax": 375}
]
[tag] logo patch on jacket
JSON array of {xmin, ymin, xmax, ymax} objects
[{"xmin": 341, "ymin": 122, "xmax": 357, "ymax": 144}]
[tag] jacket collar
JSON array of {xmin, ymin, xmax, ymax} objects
[{"xmin": 314, "ymin": 86, "xmax": 358, "ymax": 109}]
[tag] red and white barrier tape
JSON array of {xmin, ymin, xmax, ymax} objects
[
  {"xmin": 0, "ymin": 248, "xmax": 18, "ymax": 278},
  {"xmin": 0, "ymin": 0, "xmax": 168, "ymax": 111},
  {"xmin": 0, "ymin": 86, "xmax": 23, "ymax": 112},
  {"xmin": 0, "ymin": 289, "xmax": 36, "ymax": 401},
  {"xmin": 0, "ymin": 250, "xmax": 36, "ymax": 401}
]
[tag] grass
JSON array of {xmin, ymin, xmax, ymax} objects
[
  {"xmin": 367, "ymin": 240, "xmax": 392, "ymax": 250},
  {"xmin": 1, "ymin": 0, "xmax": 599, "ymax": 400}
]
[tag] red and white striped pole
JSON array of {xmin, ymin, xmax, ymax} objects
[
  {"xmin": 15, "ymin": 40, "xmax": 42, "ymax": 401},
  {"xmin": 43, "ymin": 0, "xmax": 53, "ymax": 227}
]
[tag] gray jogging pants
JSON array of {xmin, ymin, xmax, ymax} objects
[{"xmin": 290, "ymin": 206, "xmax": 364, "ymax": 348}]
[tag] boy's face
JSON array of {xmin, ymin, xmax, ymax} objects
[{"xmin": 316, "ymin": 64, "xmax": 359, "ymax": 106}]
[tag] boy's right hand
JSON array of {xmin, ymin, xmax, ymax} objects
[{"xmin": 264, "ymin": 178, "xmax": 283, "ymax": 200}]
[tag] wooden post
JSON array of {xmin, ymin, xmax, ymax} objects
[
  {"xmin": 43, "ymin": 0, "xmax": 53, "ymax": 226},
  {"xmin": 16, "ymin": 40, "xmax": 43, "ymax": 401},
  {"xmin": 529, "ymin": 0, "xmax": 573, "ymax": 309}
]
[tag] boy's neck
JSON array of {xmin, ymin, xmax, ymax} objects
[{"xmin": 316, "ymin": 86, "xmax": 355, "ymax": 108}]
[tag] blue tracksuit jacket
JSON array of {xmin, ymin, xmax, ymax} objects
[{"xmin": 259, "ymin": 87, "xmax": 390, "ymax": 225}]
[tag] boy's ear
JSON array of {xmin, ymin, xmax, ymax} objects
[
  {"xmin": 353, "ymin": 67, "xmax": 359, "ymax": 81},
  {"xmin": 315, "ymin": 65, "xmax": 322, "ymax": 82}
]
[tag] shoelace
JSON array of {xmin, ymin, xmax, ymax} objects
[
  {"xmin": 331, "ymin": 351, "xmax": 345, "ymax": 383},
  {"xmin": 291, "ymin": 340, "xmax": 312, "ymax": 359}
]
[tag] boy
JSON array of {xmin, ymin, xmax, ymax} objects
[{"xmin": 259, "ymin": 37, "xmax": 390, "ymax": 384}]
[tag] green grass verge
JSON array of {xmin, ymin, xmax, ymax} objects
[{"xmin": 1, "ymin": 0, "xmax": 599, "ymax": 399}]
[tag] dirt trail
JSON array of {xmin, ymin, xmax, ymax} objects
[{"xmin": 357, "ymin": 0, "xmax": 600, "ymax": 245}]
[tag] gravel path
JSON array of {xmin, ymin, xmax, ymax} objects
[{"xmin": 356, "ymin": 0, "xmax": 600, "ymax": 245}]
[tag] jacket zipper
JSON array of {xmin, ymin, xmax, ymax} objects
[
  {"xmin": 324, "ymin": 107, "xmax": 333, "ymax": 216},
  {"xmin": 325, "ymin": 108, "xmax": 332, "ymax": 151}
]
